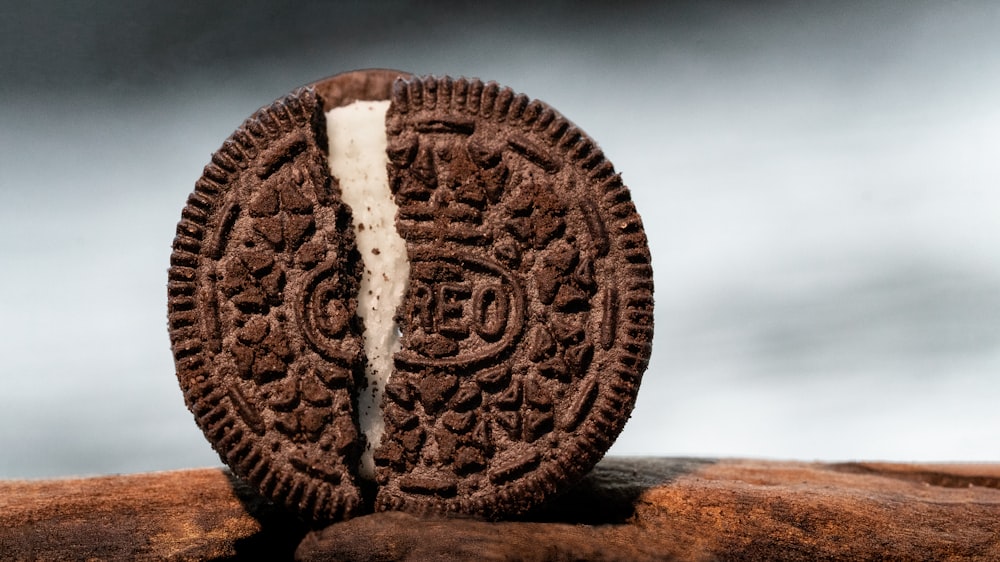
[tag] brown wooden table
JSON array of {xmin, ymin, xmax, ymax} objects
[{"xmin": 2, "ymin": 457, "xmax": 998, "ymax": 561}]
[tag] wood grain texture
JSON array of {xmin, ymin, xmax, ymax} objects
[
  {"xmin": 2, "ymin": 458, "xmax": 998, "ymax": 561},
  {"xmin": 0, "ymin": 468, "xmax": 307, "ymax": 560}
]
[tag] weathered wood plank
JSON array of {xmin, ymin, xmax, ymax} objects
[
  {"xmin": 0, "ymin": 468, "xmax": 306, "ymax": 560},
  {"xmin": 3, "ymin": 458, "xmax": 999, "ymax": 561}
]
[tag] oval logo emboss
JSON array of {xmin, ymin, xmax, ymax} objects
[{"xmin": 397, "ymin": 254, "xmax": 526, "ymax": 368}]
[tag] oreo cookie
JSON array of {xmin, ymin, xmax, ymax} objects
[{"xmin": 168, "ymin": 69, "xmax": 653, "ymax": 522}]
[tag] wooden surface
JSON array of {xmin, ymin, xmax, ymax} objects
[{"xmin": 2, "ymin": 457, "xmax": 998, "ymax": 561}]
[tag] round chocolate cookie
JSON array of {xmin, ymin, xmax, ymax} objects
[{"xmin": 168, "ymin": 69, "xmax": 653, "ymax": 522}]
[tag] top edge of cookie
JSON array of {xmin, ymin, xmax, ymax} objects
[{"xmin": 310, "ymin": 68, "xmax": 413, "ymax": 110}]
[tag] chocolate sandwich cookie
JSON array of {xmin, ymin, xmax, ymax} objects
[{"xmin": 168, "ymin": 69, "xmax": 653, "ymax": 522}]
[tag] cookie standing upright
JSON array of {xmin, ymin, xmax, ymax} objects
[{"xmin": 168, "ymin": 69, "xmax": 653, "ymax": 522}]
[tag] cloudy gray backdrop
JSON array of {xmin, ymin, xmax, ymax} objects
[{"xmin": 2, "ymin": 1, "xmax": 998, "ymax": 478}]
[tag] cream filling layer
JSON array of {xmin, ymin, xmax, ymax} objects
[{"xmin": 325, "ymin": 100, "xmax": 408, "ymax": 481}]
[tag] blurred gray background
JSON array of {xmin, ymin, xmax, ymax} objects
[{"xmin": 1, "ymin": 1, "xmax": 998, "ymax": 478}]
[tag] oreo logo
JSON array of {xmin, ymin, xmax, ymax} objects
[{"xmin": 397, "ymin": 252, "xmax": 526, "ymax": 368}]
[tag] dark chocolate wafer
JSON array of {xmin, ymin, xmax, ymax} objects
[
  {"xmin": 168, "ymin": 71, "xmax": 403, "ymax": 521},
  {"xmin": 168, "ymin": 70, "xmax": 653, "ymax": 522},
  {"xmin": 373, "ymin": 76, "xmax": 653, "ymax": 518}
]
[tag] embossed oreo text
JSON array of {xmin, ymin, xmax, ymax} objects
[{"xmin": 398, "ymin": 255, "xmax": 525, "ymax": 367}]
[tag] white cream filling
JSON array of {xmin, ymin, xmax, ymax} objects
[{"xmin": 325, "ymin": 100, "xmax": 408, "ymax": 480}]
